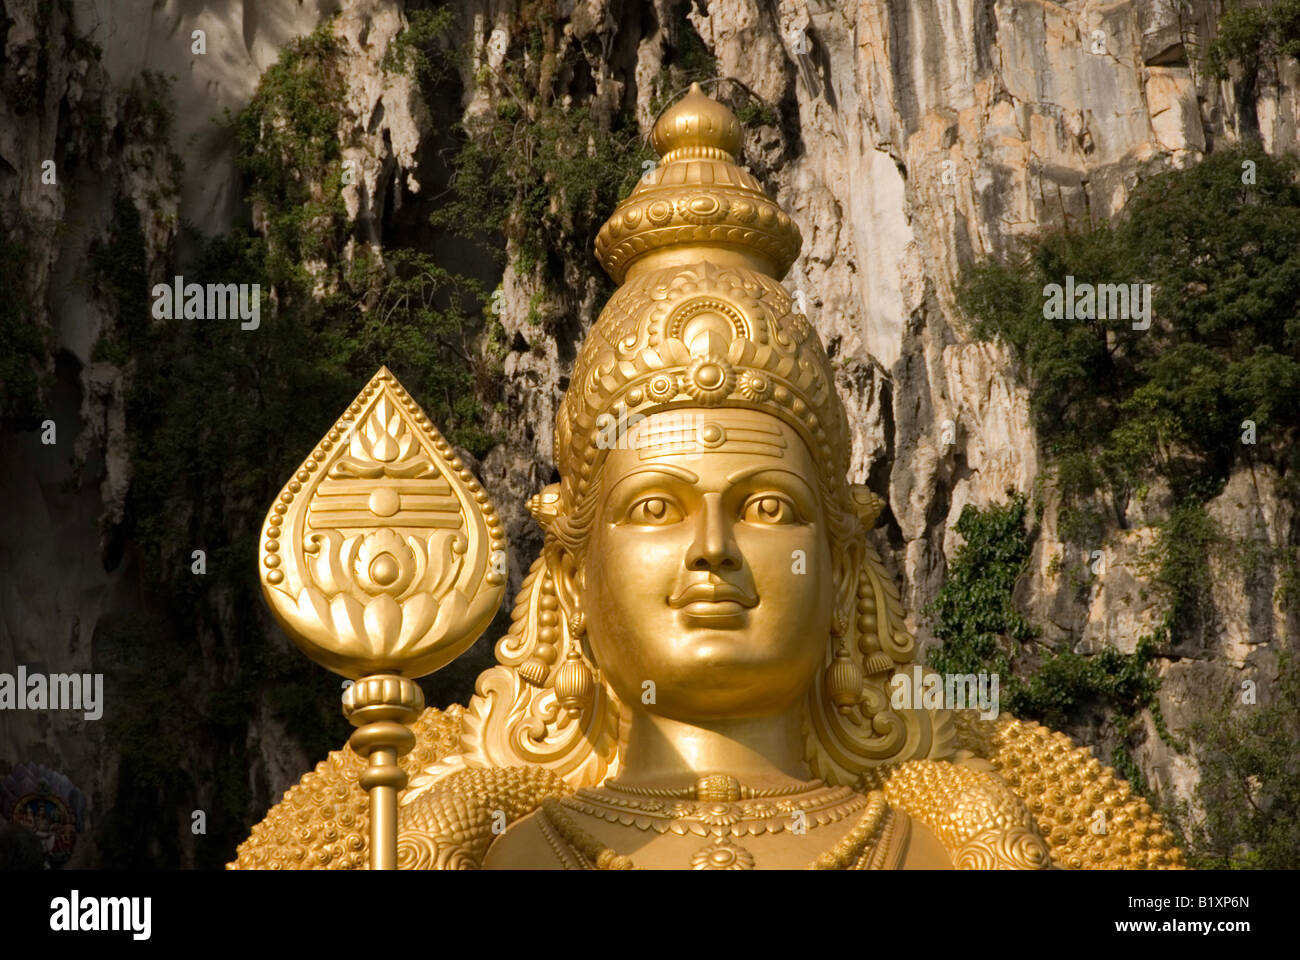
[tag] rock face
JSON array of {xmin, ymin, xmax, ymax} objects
[
  {"xmin": 1, "ymin": 0, "xmax": 1295, "ymax": 864},
  {"xmin": 680, "ymin": 0, "xmax": 1297, "ymax": 811}
]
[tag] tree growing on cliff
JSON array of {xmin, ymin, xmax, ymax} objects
[
  {"xmin": 1184, "ymin": 652, "xmax": 1300, "ymax": 869},
  {"xmin": 958, "ymin": 146, "xmax": 1300, "ymax": 627}
]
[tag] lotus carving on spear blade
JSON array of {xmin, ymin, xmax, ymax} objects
[{"xmin": 258, "ymin": 368, "xmax": 506, "ymax": 680}]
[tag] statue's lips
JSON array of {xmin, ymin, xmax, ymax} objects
[
  {"xmin": 668, "ymin": 583, "xmax": 757, "ymax": 626},
  {"xmin": 668, "ymin": 583, "xmax": 758, "ymax": 608}
]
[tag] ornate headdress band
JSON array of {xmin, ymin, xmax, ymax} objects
[{"xmin": 550, "ymin": 84, "xmax": 853, "ymax": 516}]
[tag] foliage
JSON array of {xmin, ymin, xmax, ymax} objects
[
  {"xmin": 434, "ymin": 91, "xmax": 648, "ymax": 284},
  {"xmin": 90, "ymin": 197, "xmax": 149, "ymax": 366},
  {"xmin": 233, "ymin": 22, "xmax": 349, "ymax": 285},
  {"xmin": 958, "ymin": 146, "xmax": 1300, "ymax": 620},
  {"xmin": 926, "ymin": 493, "xmax": 1037, "ymax": 680},
  {"xmin": 1148, "ymin": 501, "xmax": 1224, "ymax": 627},
  {"xmin": 1206, "ymin": 0, "xmax": 1300, "ymax": 80},
  {"xmin": 648, "ymin": 0, "xmax": 719, "ymax": 115},
  {"xmin": 428, "ymin": 16, "xmax": 652, "ymax": 298},
  {"xmin": 0, "ymin": 238, "xmax": 46, "ymax": 419},
  {"xmin": 380, "ymin": 6, "xmax": 457, "ymax": 88},
  {"xmin": 926, "ymin": 495, "xmax": 1169, "ymax": 796},
  {"xmin": 733, "ymin": 96, "xmax": 780, "ymax": 129},
  {"xmin": 1009, "ymin": 632, "xmax": 1164, "ymax": 739},
  {"xmin": 1182, "ymin": 652, "xmax": 1300, "ymax": 869}
]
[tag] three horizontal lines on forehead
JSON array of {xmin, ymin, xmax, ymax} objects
[
  {"xmin": 634, "ymin": 414, "xmax": 787, "ymax": 461},
  {"xmin": 615, "ymin": 462, "xmax": 804, "ymax": 486}
]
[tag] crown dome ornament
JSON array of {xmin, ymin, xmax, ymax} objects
[
  {"xmin": 561, "ymin": 87, "xmax": 849, "ymax": 521},
  {"xmin": 593, "ymin": 82, "xmax": 802, "ymax": 285}
]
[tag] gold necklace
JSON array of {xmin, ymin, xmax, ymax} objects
[
  {"xmin": 602, "ymin": 774, "xmax": 822, "ymax": 801},
  {"xmin": 540, "ymin": 791, "xmax": 899, "ymax": 870},
  {"xmin": 565, "ymin": 783, "xmax": 867, "ymax": 838}
]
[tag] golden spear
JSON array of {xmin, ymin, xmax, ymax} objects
[{"xmin": 257, "ymin": 367, "xmax": 506, "ymax": 869}]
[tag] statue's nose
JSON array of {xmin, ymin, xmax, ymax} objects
[{"xmin": 685, "ymin": 492, "xmax": 742, "ymax": 571}]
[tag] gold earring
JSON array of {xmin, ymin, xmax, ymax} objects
[
  {"xmin": 555, "ymin": 603, "xmax": 594, "ymax": 717},
  {"xmin": 556, "ymin": 646, "xmax": 595, "ymax": 718},
  {"xmin": 520, "ymin": 573, "xmax": 563, "ymax": 687},
  {"xmin": 824, "ymin": 641, "xmax": 864, "ymax": 715},
  {"xmin": 831, "ymin": 609, "xmax": 848, "ymax": 638}
]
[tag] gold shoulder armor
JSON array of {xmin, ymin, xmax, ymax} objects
[
  {"xmin": 232, "ymin": 706, "xmax": 1188, "ymax": 870},
  {"xmin": 952, "ymin": 713, "xmax": 1185, "ymax": 869},
  {"xmin": 396, "ymin": 766, "xmax": 570, "ymax": 869},
  {"xmin": 228, "ymin": 705, "xmax": 463, "ymax": 870},
  {"xmin": 881, "ymin": 759, "xmax": 1053, "ymax": 869}
]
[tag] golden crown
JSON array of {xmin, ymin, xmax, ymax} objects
[{"xmin": 554, "ymin": 84, "xmax": 851, "ymax": 511}]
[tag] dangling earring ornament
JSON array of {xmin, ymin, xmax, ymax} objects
[
  {"xmin": 831, "ymin": 609, "xmax": 848, "ymax": 638},
  {"xmin": 556, "ymin": 647, "xmax": 594, "ymax": 718},
  {"xmin": 824, "ymin": 641, "xmax": 864, "ymax": 715},
  {"xmin": 555, "ymin": 605, "xmax": 594, "ymax": 718},
  {"xmin": 520, "ymin": 574, "xmax": 562, "ymax": 687}
]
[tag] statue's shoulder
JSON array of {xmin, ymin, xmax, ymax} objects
[
  {"xmin": 398, "ymin": 766, "xmax": 570, "ymax": 869},
  {"xmin": 481, "ymin": 805, "xmax": 582, "ymax": 870},
  {"xmin": 880, "ymin": 757, "xmax": 1053, "ymax": 869},
  {"xmin": 881, "ymin": 713, "xmax": 1185, "ymax": 870},
  {"xmin": 228, "ymin": 705, "xmax": 463, "ymax": 870}
]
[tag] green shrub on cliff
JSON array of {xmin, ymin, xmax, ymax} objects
[
  {"xmin": 1206, "ymin": 0, "xmax": 1300, "ymax": 80},
  {"xmin": 427, "ymin": 19, "xmax": 652, "ymax": 303},
  {"xmin": 958, "ymin": 147, "xmax": 1300, "ymax": 623},
  {"xmin": 926, "ymin": 494, "xmax": 1166, "ymax": 793},
  {"xmin": 1183, "ymin": 651, "xmax": 1300, "ymax": 869},
  {"xmin": 926, "ymin": 494, "xmax": 1036, "ymax": 681},
  {"xmin": 0, "ymin": 239, "xmax": 45, "ymax": 419},
  {"xmin": 960, "ymin": 148, "xmax": 1300, "ymax": 504}
]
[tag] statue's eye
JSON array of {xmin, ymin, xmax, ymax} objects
[
  {"xmin": 627, "ymin": 496, "xmax": 683, "ymax": 525},
  {"xmin": 742, "ymin": 495, "xmax": 797, "ymax": 525}
]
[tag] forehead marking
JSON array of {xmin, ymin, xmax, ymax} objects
[{"xmin": 634, "ymin": 413, "xmax": 787, "ymax": 460}]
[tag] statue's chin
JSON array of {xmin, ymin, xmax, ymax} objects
[
  {"xmin": 592, "ymin": 614, "xmax": 824, "ymax": 717},
  {"xmin": 635, "ymin": 692, "xmax": 807, "ymax": 724},
  {"xmin": 617, "ymin": 649, "xmax": 815, "ymax": 721}
]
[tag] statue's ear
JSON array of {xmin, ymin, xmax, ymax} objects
[
  {"xmin": 832, "ymin": 536, "xmax": 862, "ymax": 638},
  {"xmin": 533, "ymin": 484, "xmax": 585, "ymax": 626},
  {"xmin": 834, "ymin": 485, "xmax": 882, "ymax": 633},
  {"xmin": 548, "ymin": 542, "xmax": 583, "ymax": 627}
]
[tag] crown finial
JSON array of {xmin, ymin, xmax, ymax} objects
[
  {"xmin": 651, "ymin": 82, "xmax": 743, "ymax": 162},
  {"xmin": 595, "ymin": 83, "xmax": 800, "ymax": 284}
]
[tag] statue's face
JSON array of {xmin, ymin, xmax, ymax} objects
[{"xmin": 571, "ymin": 408, "xmax": 833, "ymax": 721}]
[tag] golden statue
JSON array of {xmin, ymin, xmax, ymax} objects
[{"xmin": 231, "ymin": 85, "xmax": 1184, "ymax": 870}]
